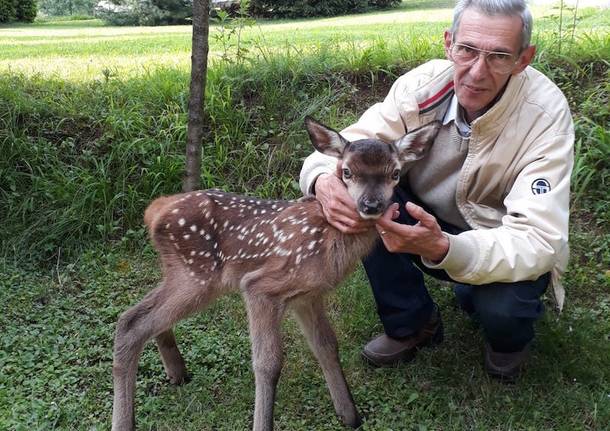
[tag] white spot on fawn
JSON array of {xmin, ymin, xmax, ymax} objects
[{"xmin": 178, "ymin": 218, "xmax": 185, "ymax": 226}]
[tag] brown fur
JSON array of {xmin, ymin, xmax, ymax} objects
[{"xmin": 111, "ymin": 118, "xmax": 440, "ymax": 431}]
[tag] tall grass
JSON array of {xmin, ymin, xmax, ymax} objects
[{"xmin": 0, "ymin": 5, "xmax": 609, "ymax": 264}]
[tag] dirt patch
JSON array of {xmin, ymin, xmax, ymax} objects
[{"xmin": 343, "ymin": 71, "xmax": 396, "ymax": 112}]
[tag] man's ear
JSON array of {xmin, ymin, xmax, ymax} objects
[
  {"xmin": 394, "ymin": 121, "xmax": 441, "ymax": 164},
  {"xmin": 512, "ymin": 45, "xmax": 536, "ymax": 75},
  {"xmin": 304, "ymin": 116, "xmax": 349, "ymax": 158},
  {"xmin": 444, "ymin": 30, "xmax": 453, "ymax": 60}
]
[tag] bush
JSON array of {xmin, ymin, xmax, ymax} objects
[
  {"xmin": 94, "ymin": 0, "xmax": 191, "ymax": 26},
  {"xmin": 0, "ymin": 0, "xmax": 16, "ymax": 22},
  {"xmin": 0, "ymin": 0, "xmax": 36, "ymax": 23},
  {"xmin": 38, "ymin": 0, "xmax": 98, "ymax": 16},
  {"xmin": 15, "ymin": 0, "xmax": 37, "ymax": 22},
  {"xmin": 248, "ymin": 0, "xmax": 400, "ymax": 19}
]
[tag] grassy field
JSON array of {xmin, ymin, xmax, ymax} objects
[
  {"xmin": 1, "ymin": 1, "xmax": 609, "ymax": 430},
  {"xmin": 0, "ymin": 0, "xmax": 608, "ymax": 80}
]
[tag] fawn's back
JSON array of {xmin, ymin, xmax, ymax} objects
[{"xmin": 145, "ymin": 190, "xmax": 376, "ymax": 301}]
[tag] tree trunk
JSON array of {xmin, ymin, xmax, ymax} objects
[{"xmin": 183, "ymin": 0, "xmax": 210, "ymax": 192}]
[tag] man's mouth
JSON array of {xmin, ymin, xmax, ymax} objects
[{"xmin": 463, "ymin": 83, "xmax": 487, "ymax": 93}]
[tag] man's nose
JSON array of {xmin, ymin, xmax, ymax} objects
[{"xmin": 469, "ymin": 53, "xmax": 490, "ymax": 79}]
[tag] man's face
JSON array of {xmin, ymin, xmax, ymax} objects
[{"xmin": 444, "ymin": 8, "xmax": 536, "ymax": 122}]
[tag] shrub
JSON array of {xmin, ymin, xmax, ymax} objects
[
  {"xmin": 15, "ymin": 0, "xmax": 37, "ymax": 22},
  {"xmin": 94, "ymin": 0, "xmax": 191, "ymax": 26},
  {"xmin": 0, "ymin": 0, "xmax": 16, "ymax": 22},
  {"xmin": 248, "ymin": 0, "xmax": 399, "ymax": 19},
  {"xmin": 38, "ymin": 0, "xmax": 97, "ymax": 16},
  {"xmin": 0, "ymin": 0, "xmax": 37, "ymax": 23}
]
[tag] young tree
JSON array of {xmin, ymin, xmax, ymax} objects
[{"xmin": 183, "ymin": 0, "xmax": 210, "ymax": 192}]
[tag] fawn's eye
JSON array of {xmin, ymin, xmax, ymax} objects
[
  {"xmin": 391, "ymin": 169, "xmax": 401, "ymax": 181},
  {"xmin": 342, "ymin": 168, "xmax": 352, "ymax": 179}
]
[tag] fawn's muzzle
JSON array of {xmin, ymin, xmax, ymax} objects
[{"xmin": 358, "ymin": 197, "xmax": 385, "ymax": 218}]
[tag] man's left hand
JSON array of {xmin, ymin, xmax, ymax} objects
[{"xmin": 376, "ymin": 202, "xmax": 450, "ymax": 263}]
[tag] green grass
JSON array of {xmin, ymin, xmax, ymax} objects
[
  {"xmin": 0, "ymin": 1, "xmax": 607, "ymax": 79},
  {"xmin": 1, "ymin": 1, "xmax": 609, "ymax": 429},
  {"xmin": 1, "ymin": 243, "xmax": 609, "ymax": 430}
]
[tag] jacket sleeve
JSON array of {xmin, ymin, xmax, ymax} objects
[
  {"xmin": 299, "ymin": 75, "xmax": 411, "ymax": 195},
  {"xmin": 423, "ymin": 128, "xmax": 574, "ymax": 284}
]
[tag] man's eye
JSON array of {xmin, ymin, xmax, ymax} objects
[
  {"xmin": 342, "ymin": 168, "xmax": 352, "ymax": 179},
  {"xmin": 459, "ymin": 45, "xmax": 475, "ymax": 54},
  {"xmin": 489, "ymin": 53, "xmax": 512, "ymax": 63}
]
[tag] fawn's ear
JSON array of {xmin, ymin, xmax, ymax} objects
[
  {"xmin": 305, "ymin": 116, "xmax": 350, "ymax": 158},
  {"xmin": 394, "ymin": 121, "xmax": 441, "ymax": 164}
]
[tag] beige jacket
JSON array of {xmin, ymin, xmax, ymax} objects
[{"xmin": 299, "ymin": 60, "xmax": 574, "ymax": 310}]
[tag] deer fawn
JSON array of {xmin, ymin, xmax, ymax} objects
[{"xmin": 111, "ymin": 117, "xmax": 440, "ymax": 431}]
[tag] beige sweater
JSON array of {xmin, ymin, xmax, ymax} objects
[{"xmin": 299, "ymin": 60, "xmax": 574, "ymax": 310}]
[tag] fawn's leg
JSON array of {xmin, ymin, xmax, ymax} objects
[
  {"xmin": 112, "ymin": 278, "xmax": 216, "ymax": 431},
  {"xmin": 291, "ymin": 297, "xmax": 361, "ymax": 428},
  {"xmin": 243, "ymin": 292, "xmax": 285, "ymax": 431},
  {"xmin": 156, "ymin": 329, "xmax": 189, "ymax": 384}
]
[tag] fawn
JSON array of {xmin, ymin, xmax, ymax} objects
[{"xmin": 111, "ymin": 117, "xmax": 441, "ymax": 431}]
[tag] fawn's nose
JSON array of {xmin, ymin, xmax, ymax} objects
[{"xmin": 361, "ymin": 198, "xmax": 383, "ymax": 215}]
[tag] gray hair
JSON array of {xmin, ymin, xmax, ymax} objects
[{"xmin": 450, "ymin": 0, "xmax": 533, "ymax": 51}]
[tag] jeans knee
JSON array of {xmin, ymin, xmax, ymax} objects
[{"xmin": 477, "ymin": 311, "xmax": 535, "ymax": 352}]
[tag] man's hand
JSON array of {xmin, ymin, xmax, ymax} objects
[
  {"xmin": 376, "ymin": 202, "xmax": 450, "ymax": 262},
  {"xmin": 314, "ymin": 172, "xmax": 376, "ymax": 234}
]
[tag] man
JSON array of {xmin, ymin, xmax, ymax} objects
[{"xmin": 299, "ymin": 0, "xmax": 574, "ymax": 381}]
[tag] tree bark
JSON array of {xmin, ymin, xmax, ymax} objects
[{"xmin": 183, "ymin": 0, "xmax": 210, "ymax": 192}]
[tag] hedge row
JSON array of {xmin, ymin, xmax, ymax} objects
[{"xmin": 0, "ymin": 0, "xmax": 36, "ymax": 23}]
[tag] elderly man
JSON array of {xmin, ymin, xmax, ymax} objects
[{"xmin": 299, "ymin": 0, "xmax": 574, "ymax": 380}]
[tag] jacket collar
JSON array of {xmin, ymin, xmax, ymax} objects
[{"xmin": 412, "ymin": 61, "xmax": 529, "ymax": 134}]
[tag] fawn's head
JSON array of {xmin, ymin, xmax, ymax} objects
[{"xmin": 305, "ymin": 117, "xmax": 440, "ymax": 219}]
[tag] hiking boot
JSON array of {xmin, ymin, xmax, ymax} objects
[
  {"xmin": 484, "ymin": 342, "xmax": 531, "ymax": 383},
  {"xmin": 362, "ymin": 305, "xmax": 443, "ymax": 367}
]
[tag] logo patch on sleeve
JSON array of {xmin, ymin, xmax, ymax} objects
[{"xmin": 531, "ymin": 178, "xmax": 551, "ymax": 195}]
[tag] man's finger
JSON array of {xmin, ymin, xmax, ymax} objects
[
  {"xmin": 377, "ymin": 204, "xmax": 409, "ymax": 237},
  {"xmin": 406, "ymin": 201, "xmax": 436, "ymax": 227}
]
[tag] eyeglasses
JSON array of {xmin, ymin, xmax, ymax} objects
[{"xmin": 450, "ymin": 42, "xmax": 519, "ymax": 74}]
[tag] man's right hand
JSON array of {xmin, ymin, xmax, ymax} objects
[{"xmin": 314, "ymin": 173, "xmax": 376, "ymax": 234}]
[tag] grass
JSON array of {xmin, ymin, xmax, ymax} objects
[
  {"xmin": 1, "ymin": 0, "xmax": 609, "ymax": 429},
  {"xmin": 0, "ymin": 1, "xmax": 608, "ymax": 79}
]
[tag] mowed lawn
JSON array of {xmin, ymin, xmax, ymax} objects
[
  {"xmin": 1, "ymin": 1, "xmax": 609, "ymax": 430},
  {"xmin": 0, "ymin": 0, "xmax": 608, "ymax": 80}
]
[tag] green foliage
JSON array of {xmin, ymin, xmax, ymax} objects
[
  {"xmin": 15, "ymin": 0, "xmax": 37, "ymax": 22},
  {"xmin": 0, "ymin": 0, "xmax": 16, "ymax": 22},
  {"xmin": 212, "ymin": 0, "xmax": 256, "ymax": 64},
  {"xmin": 94, "ymin": 0, "xmax": 192, "ymax": 26},
  {"xmin": 0, "ymin": 245, "xmax": 609, "ymax": 429},
  {"xmin": 248, "ymin": 0, "xmax": 400, "ymax": 19},
  {"xmin": 0, "ymin": 0, "xmax": 36, "ymax": 23},
  {"xmin": 38, "ymin": 0, "xmax": 97, "ymax": 16}
]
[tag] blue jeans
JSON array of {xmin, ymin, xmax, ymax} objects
[{"xmin": 362, "ymin": 185, "xmax": 549, "ymax": 353}]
